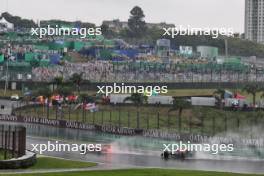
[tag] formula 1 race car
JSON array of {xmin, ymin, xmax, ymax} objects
[
  {"xmin": 101, "ymin": 144, "xmax": 112, "ymax": 154},
  {"xmin": 161, "ymin": 150, "xmax": 194, "ymax": 160},
  {"xmin": 81, "ymin": 144, "xmax": 112, "ymax": 155}
]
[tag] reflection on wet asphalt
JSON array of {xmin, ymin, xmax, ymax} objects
[{"xmin": 1, "ymin": 121, "xmax": 264, "ymax": 174}]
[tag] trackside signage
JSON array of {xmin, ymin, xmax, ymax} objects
[{"xmin": 0, "ymin": 115, "xmax": 140, "ymax": 136}]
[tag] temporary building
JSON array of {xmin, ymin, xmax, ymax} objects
[
  {"xmin": 197, "ymin": 46, "xmax": 218, "ymax": 59},
  {"xmin": 49, "ymin": 54, "xmax": 61, "ymax": 65}
]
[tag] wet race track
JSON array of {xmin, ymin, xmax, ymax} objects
[{"xmin": 1, "ymin": 121, "xmax": 264, "ymax": 174}]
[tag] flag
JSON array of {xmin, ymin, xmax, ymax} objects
[{"xmin": 83, "ymin": 103, "xmax": 97, "ymax": 112}]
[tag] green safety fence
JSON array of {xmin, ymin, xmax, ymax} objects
[
  {"xmin": 73, "ymin": 41, "xmax": 85, "ymax": 51},
  {"xmin": 0, "ymin": 54, "xmax": 4, "ymax": 63},
  {"xmin": 99, "ymin": 49, "xmax": 112, "ymax": 59},
  {"xmin": 103, "ymin": 39, "xmax": 115, "ymax": 47},
  {"xmin": 5, "ymin": 61, "xmax": 32, "ymax": 72},
  {"xmin": 112, "ymin": 61, "xmax": 250, "ymax": 72},
  {"xmin": 4, "ymin": 32, "xmax": 18, "ymax": 39},
  {"xmin": 63, "ymin": 41, "xmax": 72, "ymax": 48},
  {"xmin": 48, "ymin": 42, "xmax": 64, "ymax": 50},
  {"xmin": 34, "ymin": 45, "xmax": 49, "ymax": 51},
  {"xmin": 39, "ymin": 59, "xmax": 50, "ymax": 67},
  {"xmin": 25, "ymin": 52, "xmax": 38, "ymax": 62},
  {"xmin": 87, "ymin": 35, "xmax": 104, "ymax": 41}
]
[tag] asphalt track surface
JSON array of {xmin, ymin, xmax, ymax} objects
[{"xmin": 0, "ymin": 121, "xmax": 264, "ymax": 174}]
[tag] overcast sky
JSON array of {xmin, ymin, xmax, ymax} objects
[{"xmin": 0, "ymin": 0, "xmax": 245, "ymax": 33}]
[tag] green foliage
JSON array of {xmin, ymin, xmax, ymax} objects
[
  {"xmin": 53, "ymin": 76, "xmax": 64, "ymax": 86},
  {"xmin": 79, "ymin": 93, "xmax": 94, "ymax": 103},
  {"xmin": 243, "ymin": 83, "xmax": 262, "ymax": 105},
  {"xmin": 0, "ymin": 149, "xmax": 12, "ymax": 160},
  {"xmin": 29, "ymin": 60, "xmax": 40, "ymax": 68},
  {"xmin": 214, "ymin": 88, "xmax": 226, "ymax": 109},
  {"xmin": 124, "ymin": 93, "xmax": 148, "ymax": 106},
  {"xmin": 56, "ymin": 86, "xmax": 73, "ymax": 97},
  {"xmin": 101, "ymin": 24, "xmax": 117, "ymax": 38},
  {"xmin": 40, "ymin": 20, "xmax": 95, "ymax": 28},
  {"xmin": 214, "ymin": 89, "xmax": 226, "ymax": 99},
  {"xmin": 2, "ymin": 168, "xmax": 259, "ymax": 176},
  {"xmin": 30, "ymin": 157, "xmax": 96, "ymax": 169},
  {"xmin": 33, "ymin": 87, "xmax": 52, "ymax": 98},
  {"xmin": 170, "ymin": 97, "xmax": 191, "ymax": 117},
  {"xmin": 1, "ymin": 12, "xmax": 36, "ymax": 28},
  {"xmin": 70, "ymin": 72, "xmax": 85, "ymax": 94},
  {"xmin": 128, "ymin": 6, "xmax": 147, "ymax": 38},
  {"xmin": 228, "ymin": 38, "xmax": 264, "ymax": 57}
]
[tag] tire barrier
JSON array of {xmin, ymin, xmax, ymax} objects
[
  {"xmin": 0, "ymin": 124, "xmax": 35, "ymax": 169},
  {"xmin": 0, "ymin": 151, "xmax": 36, "ymax": 169},
  {"xmin": 0, "ymin": 124, "xmax": 26, "ymax": 159}
]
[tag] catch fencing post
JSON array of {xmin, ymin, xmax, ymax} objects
[
  {"xmin": 110, "ymin": 111, "xmax": 112, "ymax": 124},
  {"xmin": 201, "ymin": 115, "xmax": 204, "ymax": 135},
  {"xmin": 101, "ymin": 111, "xmax": 104, "ymax": 124},
  {"xmin": 189, "ymin": 116, "xmax": 192, "ymax": 133},
  {"xmin": 157, "ymin": 112, "xmax": 160, "ymax": 129},
  {"xmin": 212, "ymin": 116, "xmax": 216, "ymax": 136},
  {"xmin": 82, "ymin": 105, "xmax": 85, "ymax": 123},
  {"xmin": 92, "ymin": 112, "xmax": 95, "ymax": 124},
  {"xmin": 119, "ymin": 109, "xmax": 121, "ymax": 128},
  {"xmin": 137, "ymin": 111, "xmax": 140, "ymax": 129},
  {"xmin": 68, "ymin": 105, "xmax": 71, "ymax": 121},
  {"xmin": 128, "ymin": 111, "xmax": 130, "ymax": 127},
  {"xmin": 224, "ymin": 115, "xmax": 227, "ymax": 133}
]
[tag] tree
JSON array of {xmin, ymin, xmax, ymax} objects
[
  {"xmin": 70, "ymin": 72, "xmax": 84, "ymax": 94},
  {"xmin": 52, "ymin": 76, "xmax": 63, "ymax": 93},
  {"xmin": 29, "ymin": 60, "xmax": 40, "ymax": 68},
  {"xmin": 1, "ymin": 12, "xmax": 36, "ymax": 28},
  {"xmin": 33, "ymin": 87, "xmax": 52, "ymax": 98},
  {"xmin": 123, "ymin": 93, "xmax": 148, "ymax": 107},
  {"xmin": 169, "ymin": 97, "xmax": 191, "ymax": 118},
  {"xmin": 124, "ymin": 93, "xmax": 148, "ymax": 129},
  {"xmin": 79, "ymin": 93, "xmax": 94, "ymax": 103},
  {"xmin": 56, "ymin": 86, "xmax": 73, "ymax": 97},
  {"xmin": 214, "ymin": 88, "xmax": 226, "ymax": 109},
  {"xmin": 53, "ymin": 76, "xmax": 63, "ymax": 89},
  {"xmin": 100, "ymin": 23, "xmax": 116, "ymax": 38},
  {"xmin": 243, "ymin": 83, "xmax": 261, "ymax": 106},
  {"xmin": 33, "ymin": 87, "xmax": 52, "ymax": 118},
  {"xmin": 128, "ymin": 6, "xmax": 147, "ymax": 37},
  {"xmin": 169, "ymin": 97, "xmax": 191, "ymax": 132}
]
